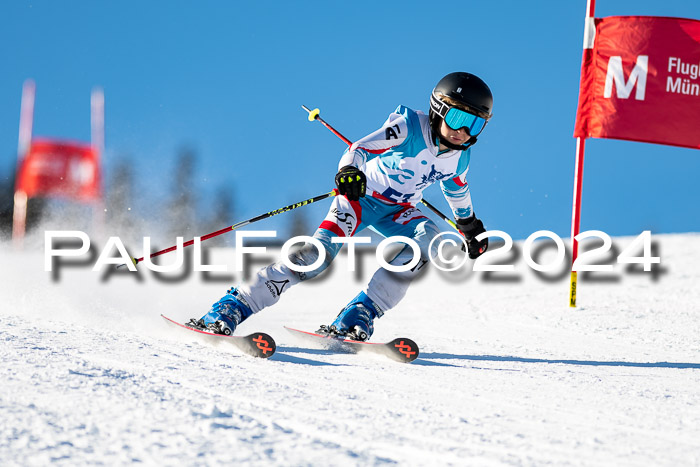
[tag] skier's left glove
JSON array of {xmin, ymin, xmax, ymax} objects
[
  {"xmin": 456, "ymin": 215, "xmax": 488, "ymax": 259},
  {"xmin": 335, "ymin": 165, "xmax": 366, "ymax": 201}
]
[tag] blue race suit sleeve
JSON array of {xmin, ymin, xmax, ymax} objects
[{"xmin": 440, "ymin": 150, "xmax": 474, "ymax": 219}]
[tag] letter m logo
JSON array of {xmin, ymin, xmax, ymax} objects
[{"xmin": 604, "ymin": 55, "xmax": 648, "ymax": 100}]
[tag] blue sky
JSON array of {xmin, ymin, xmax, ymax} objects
[{"xmin": 1, "ymin": 0, "xmax": 699, "ymax": 242}]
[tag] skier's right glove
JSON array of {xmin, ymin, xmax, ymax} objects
[
  {"xmin": 456, "ymin": 215, "xmax": 488, "ymax": 259},
  {"xmin": 334, "ymin": 165, "xmax": 366, "ymax": 201}
]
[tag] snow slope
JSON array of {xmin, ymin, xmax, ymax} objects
[{"xmin": 1, "ymin": 233, "xmax": 699, "ymax": 466}]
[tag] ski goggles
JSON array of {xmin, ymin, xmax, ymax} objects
[{"xmin": 430, "ymin": 92, "xmax": 488, "ymax": 136}]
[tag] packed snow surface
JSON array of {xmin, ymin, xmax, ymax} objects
[{"xmin": 1, "ymin": 233, "xmax": 699, "ymax": 465}]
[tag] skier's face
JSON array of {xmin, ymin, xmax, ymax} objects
[{"xmin": 440, "ymin": 120, "xmax": 472, "ymax": 146}]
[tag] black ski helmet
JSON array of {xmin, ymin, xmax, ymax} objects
[{"xmin": 429, "ymin": 72, "xmax": 493, "ymax": 150}]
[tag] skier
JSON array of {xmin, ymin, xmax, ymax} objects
[{"xmin": 194, "ymin": 72, "xmax": 493, "ymax": 341}]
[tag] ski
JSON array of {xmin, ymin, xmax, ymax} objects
[
  {"xmin": 161, "ymin": 314, "xmax": 276, "ymax": 359},
  {"xmin": 284, "ymin": 326, "xmax": 419, "ymax": 363}
]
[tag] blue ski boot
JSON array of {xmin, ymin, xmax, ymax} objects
[
  {"xmin": 323, "ymin": 291, "xmax": 384, "ymax": 341},
  {"xmin": 192, "ymin": 287, "xmax": 254, "ymax": 335}
]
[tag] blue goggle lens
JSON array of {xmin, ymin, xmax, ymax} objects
[{"xmin": 444, "ymin": 107, "xmax": 486, "ymax": 136}]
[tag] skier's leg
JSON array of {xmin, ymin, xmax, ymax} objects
[
  {"xmin": 329, "ymin": 204, "xmax": 439, "ymax": 340},
  {"xmin": 235, "ymin": 227, "xmax": 341, "ymax": 312},
  {"xmin": 198, "ymin": 195, "xmax": 365, "ymax": 333},
  {"xmin": 238, "ymin": 194, "xmax": 365, "ymax": 311},
  {"xmin": 364, "ymin": 220, "xmax": 438, "ymax": 310}
]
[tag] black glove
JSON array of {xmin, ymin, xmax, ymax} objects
[
  {"xmin": 456, "ymin": 216, "xmax": 488, "ymax": 259},
  {"xmin": 335, "ymin": 165, "xmax": 366, "ymax": 201}
]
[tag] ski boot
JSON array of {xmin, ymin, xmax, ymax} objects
[
  {"xmin": 319, "ymin": 291, "xmax": 384, "ymax": 341},
  {"xmin": 189, "ymin": 287, "xmax": 254, "ymax": 335}
]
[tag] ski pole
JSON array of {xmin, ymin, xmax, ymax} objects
[
  {"xmin": 117, "ymin": 189, "xmax": 338, "ymax": 269},
  {"xmin": 302, "ymin": 105, "xmax": 354, "ymax": 146},
  {"xmin": 301, "ymin": 105, "xmax": 460, "ymax": 232}
]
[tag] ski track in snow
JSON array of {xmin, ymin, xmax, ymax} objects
[{"xmin": 1, "ymin": 233, "xmax": 700, "ymax": 466}]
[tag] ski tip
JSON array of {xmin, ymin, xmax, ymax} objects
[
  {"xmin": 246, "ymin": 332, "xmax": 276, "ymax": 358},
  {"xmin": 388, "ymin": 337, "xmax": 419, "ymax": 363}
]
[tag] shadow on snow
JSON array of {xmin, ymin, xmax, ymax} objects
[
  {"xmin": 270, "ymin": 346, "xmax": 351, "ymax": 366},
  {"xmin": 419, "ymin": 353, "xmax": 700, "ymax": 370}
]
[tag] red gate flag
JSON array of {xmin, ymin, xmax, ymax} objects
[
  {"xmin": 574, "ymin": 16, "xmax": 700, "ymax": 149},
  {"xmin": 15, "ymin": 138, "xmax": 101, "ymax": 201}
]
